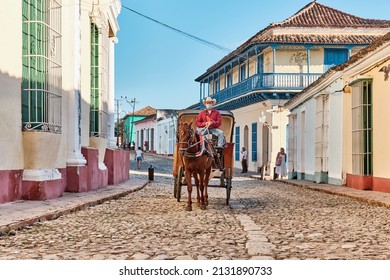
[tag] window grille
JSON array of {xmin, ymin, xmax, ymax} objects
[
  {"xmin": 90, "ymin": 19, "xmax": 109, "ymax": 138},
  {"xmin": 22, "ymin": 0, "xmax": 62, "ymax": 133},
  {"xmin": 351, "ymin": 80, "xmax": 373, "ymax": 175}
]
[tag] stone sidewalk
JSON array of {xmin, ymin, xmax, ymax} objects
[
  {"xmin": 0, "ymin": 178, "xmax": 149, "ymax": 235},
  {"xmin": 251, "ymin": 175, "xmax": 390, "ymax": 209}
]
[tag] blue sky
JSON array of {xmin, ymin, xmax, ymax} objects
[{"xmin": 115, "ymin": 0, "xmax": 389, "ymax": 114}]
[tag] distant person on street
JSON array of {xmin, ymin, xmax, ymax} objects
[
  {"xmin": 275, "ymin": 147, "xmax": 287, "ymax": 179},
  {"xmin": 241, "ymin": 147, "xmax": 248, "ymax": 173},
  {"xmin": 135, "ymin": 147, "xmax": 144, "ymax": 170}
]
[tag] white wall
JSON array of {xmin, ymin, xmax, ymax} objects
[
  {"xmin": 328, "ymin": 79, "xmax": 344, "ymax": 183},
  {"xmin": 0, "ymin": 1, "xmax": 24, "ymax": 170}
]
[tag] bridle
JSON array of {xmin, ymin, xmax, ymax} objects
[{"xmin": 178, "ymin": 124, "xmax": 203, "ymax": 157}]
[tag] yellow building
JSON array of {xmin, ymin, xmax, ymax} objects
[{"xmin": 342, "ymin": 33, "xmax": 390, "ymax": 192}]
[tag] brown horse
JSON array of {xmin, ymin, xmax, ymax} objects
[{"xmin": 177, "ymin": 121, "xmax": 213, "ymax": 211}]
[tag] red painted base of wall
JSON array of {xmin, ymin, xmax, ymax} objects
[
  {"xmin": 372, "ymin": 177, "xmax": 390, "ymax": 193},
  {"xmin": 82, "ymin": 147, "xmax": 100, "ymax": 191},
  {"xmin": 99, "ymin": 168, "xmax": 108, "ymax": 189},
  {"xmin": 0, "ymin": 170, "xmax": 23, "ymax": 203},
  {"xmin": 66, "ymin": 165, "xmax": 88, "ymax": 192},
  {"xmin": 22, "ymin": 168, "xmax": 67, "ymax": 200},
  {"xmin": 346, "ymin": 173, "xmax": 390, "ymax": 193},
  {"xmin": 1, "ymin": 148, "xmax": 129, "ymax": 204},
  {"xmin": 104, "ymin": 148, "xmax": 130, "ymax": 185}
]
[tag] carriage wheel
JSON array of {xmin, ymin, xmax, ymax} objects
[{"xmin": 176, "ymin": 165, "xmax": 184, "ymax": 202}]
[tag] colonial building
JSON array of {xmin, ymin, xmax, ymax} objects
[
  {"xmin": 0, "ymin": 0, "xmax": 129, "ymax": 204},
  {"xmin": 194, "ymin": 1, "xmax": 390, "ymax": 176},
  {"xmin": 155, "ymin": 110, "xmax": 179, "ymax": 156},
  {"xmin": 132, "ymin": 109, "xmax": 178, "ymax": 155},
  {"xmin": 285, "ymin": 32, "xmax": 390, "ymax": 192},
  {"xmin": 122, "ymin": 106, "xmax": 156, "ymax": 148}
]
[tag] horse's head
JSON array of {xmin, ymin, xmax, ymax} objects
[{"xmin": 177, "ymin": 121, "xmax": 196, "ymax": 155}]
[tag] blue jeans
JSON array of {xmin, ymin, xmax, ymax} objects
[{"xmin": 197, "ymin": 127, "xmax": 225, "ymax": 147}]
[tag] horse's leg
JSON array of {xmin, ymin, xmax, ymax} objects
[
  {"xmin": 204, "ymin": 159, "xmax": 212, "ymax": 206},
  {"xmin": 184, "ymin": 170, "xmax": 193, "ymax": 211},
  {"xmin": 193, "ymin": 172, "xmax": 200, "ymax": 207},
  {"xmin": 199, "ymin": 170, "xmax": 206, "ymax": 210}
]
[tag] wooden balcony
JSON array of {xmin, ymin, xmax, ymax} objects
[{"xmin": 212, "ymin": 73, "xmax": 322, "ymax": 104}]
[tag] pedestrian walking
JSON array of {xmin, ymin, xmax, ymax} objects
[
  {"xmin": 134, "ymin": 147, "xmax": 144, "ymax": 170},
  {"xmin": 275, "ymin": 147, "xmax": 287, "ymax": 179},
  {"xmin": 241, "ymin": 147, "xmax": 248, "ymax": 173}
]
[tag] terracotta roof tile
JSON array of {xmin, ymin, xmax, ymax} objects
[
  {"xmin": 132, "ymin": 106, "xmax": 156, "ymax": 116},
  {"xmin": 254, "ymin": 34, "xmax": 380, "ymax": 45},
  {"xmin": 277, "ymin": 1, "xmax": 390, "ymax": 28}
]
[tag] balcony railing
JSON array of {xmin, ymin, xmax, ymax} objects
[{"xmin": 212, "ymin": 73, "xmax": 322, "ymax": 104}]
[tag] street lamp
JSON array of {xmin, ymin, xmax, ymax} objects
[{"xmin": 258, "ymin": 111, "xmax": 271, "ymax": 130}]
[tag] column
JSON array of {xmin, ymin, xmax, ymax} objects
[
  {"xmin": 67, "ymin": 0, "xmax": 86, "ymax": 167},
  {"xmin": 66, "ymin": 0, "xmax": 88, "ymax": 193},
  {"xmin": 107, "ymin": 37, "xmax": 118, "ymax": 148}
]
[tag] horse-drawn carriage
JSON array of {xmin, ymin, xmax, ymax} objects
[{"xmin": 173, "ymin": 109, "xmax": 235, "ymax": 210}]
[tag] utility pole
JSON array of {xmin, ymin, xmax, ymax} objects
[
  {"xmin": 123, "ymin": 97, "xmax": 136, "ymax": 148},
  {"xmin": 116, "ymin": 98, "xmax": 121, "ymax": 147},
  {"xmin": 115, "ymin": 97, "xmax": 127, "ymax": 148}
]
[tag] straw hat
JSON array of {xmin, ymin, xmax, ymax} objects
[{"xmin": 202, "ymin": 96, "xmax": 216, "ymax": 105}]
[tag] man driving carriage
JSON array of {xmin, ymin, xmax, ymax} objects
[{"xmin": 196, "ymin": 96, "xmax": 226, "ymax": 149}]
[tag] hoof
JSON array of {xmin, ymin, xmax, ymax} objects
[
  {"xmin": 186, "ymin": 206, "xmax": 192, "ymax": 211},
  {"xmin": 200, "ymin": 205, "xmax": 206, "ymax": 210}
]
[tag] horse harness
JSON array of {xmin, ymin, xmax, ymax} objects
[{"xmin": 178, "ymin": 126, "xmax": 208, "ymax": 158}]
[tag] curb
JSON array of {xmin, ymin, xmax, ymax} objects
[
  {"xmin": 0, "ymin": 181, "xmax": 149, "ymax": 236},
  {"xmin": 276, "ymin": 179, "xmax": 390, "ymax": 209}
]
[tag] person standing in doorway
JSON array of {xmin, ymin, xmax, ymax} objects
[
  {"xmin": 135, "ymin": 147, "xmax": 144, "ymax": 170},
  {"xmin": 241, "ymin": 147, "xmax": 248, "ymax": 173},
  {"xmin": 275, "ymin": 147, "xmax": 287, "ymax": 179}
]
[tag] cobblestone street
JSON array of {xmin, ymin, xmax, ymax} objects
[{"xmin": 0, "ymin": 153, "xmax": 389, "ymax": 260}]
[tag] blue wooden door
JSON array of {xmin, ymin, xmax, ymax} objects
[{"xmin": 324, "ymin": 49, "xmax": 348, "ymax": 71}]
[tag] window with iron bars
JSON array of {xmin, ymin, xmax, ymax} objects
[
  {"xmin": 22, "ymin": 0, "xmax": 62, "ymax": 133},
  {"xmin": 351, "ymin": 80, "xmax": 373, "ymax": 175},
  {"xmin": 90, "ymin": 21, "xmax": 109, "ymax": 138}
]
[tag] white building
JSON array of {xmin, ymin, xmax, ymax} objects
[
  {"xmin": 156, "ymin": 110, "xmax": 178, "ymax": 156},
  {"xmin": 286, "ymin": 33, "xmax": 390, "ymax": 193},
  {"xmin": 134, "ymin": 109, "xmax": 178, "ymax": 155},
  {"xmin": 0, "ymin": 0, "xmax": 128, "ymax": 204}
]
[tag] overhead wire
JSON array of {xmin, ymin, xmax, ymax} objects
[{"xmin": 121, "ymin": 5, "xmax": 234, "ymax": 54}]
